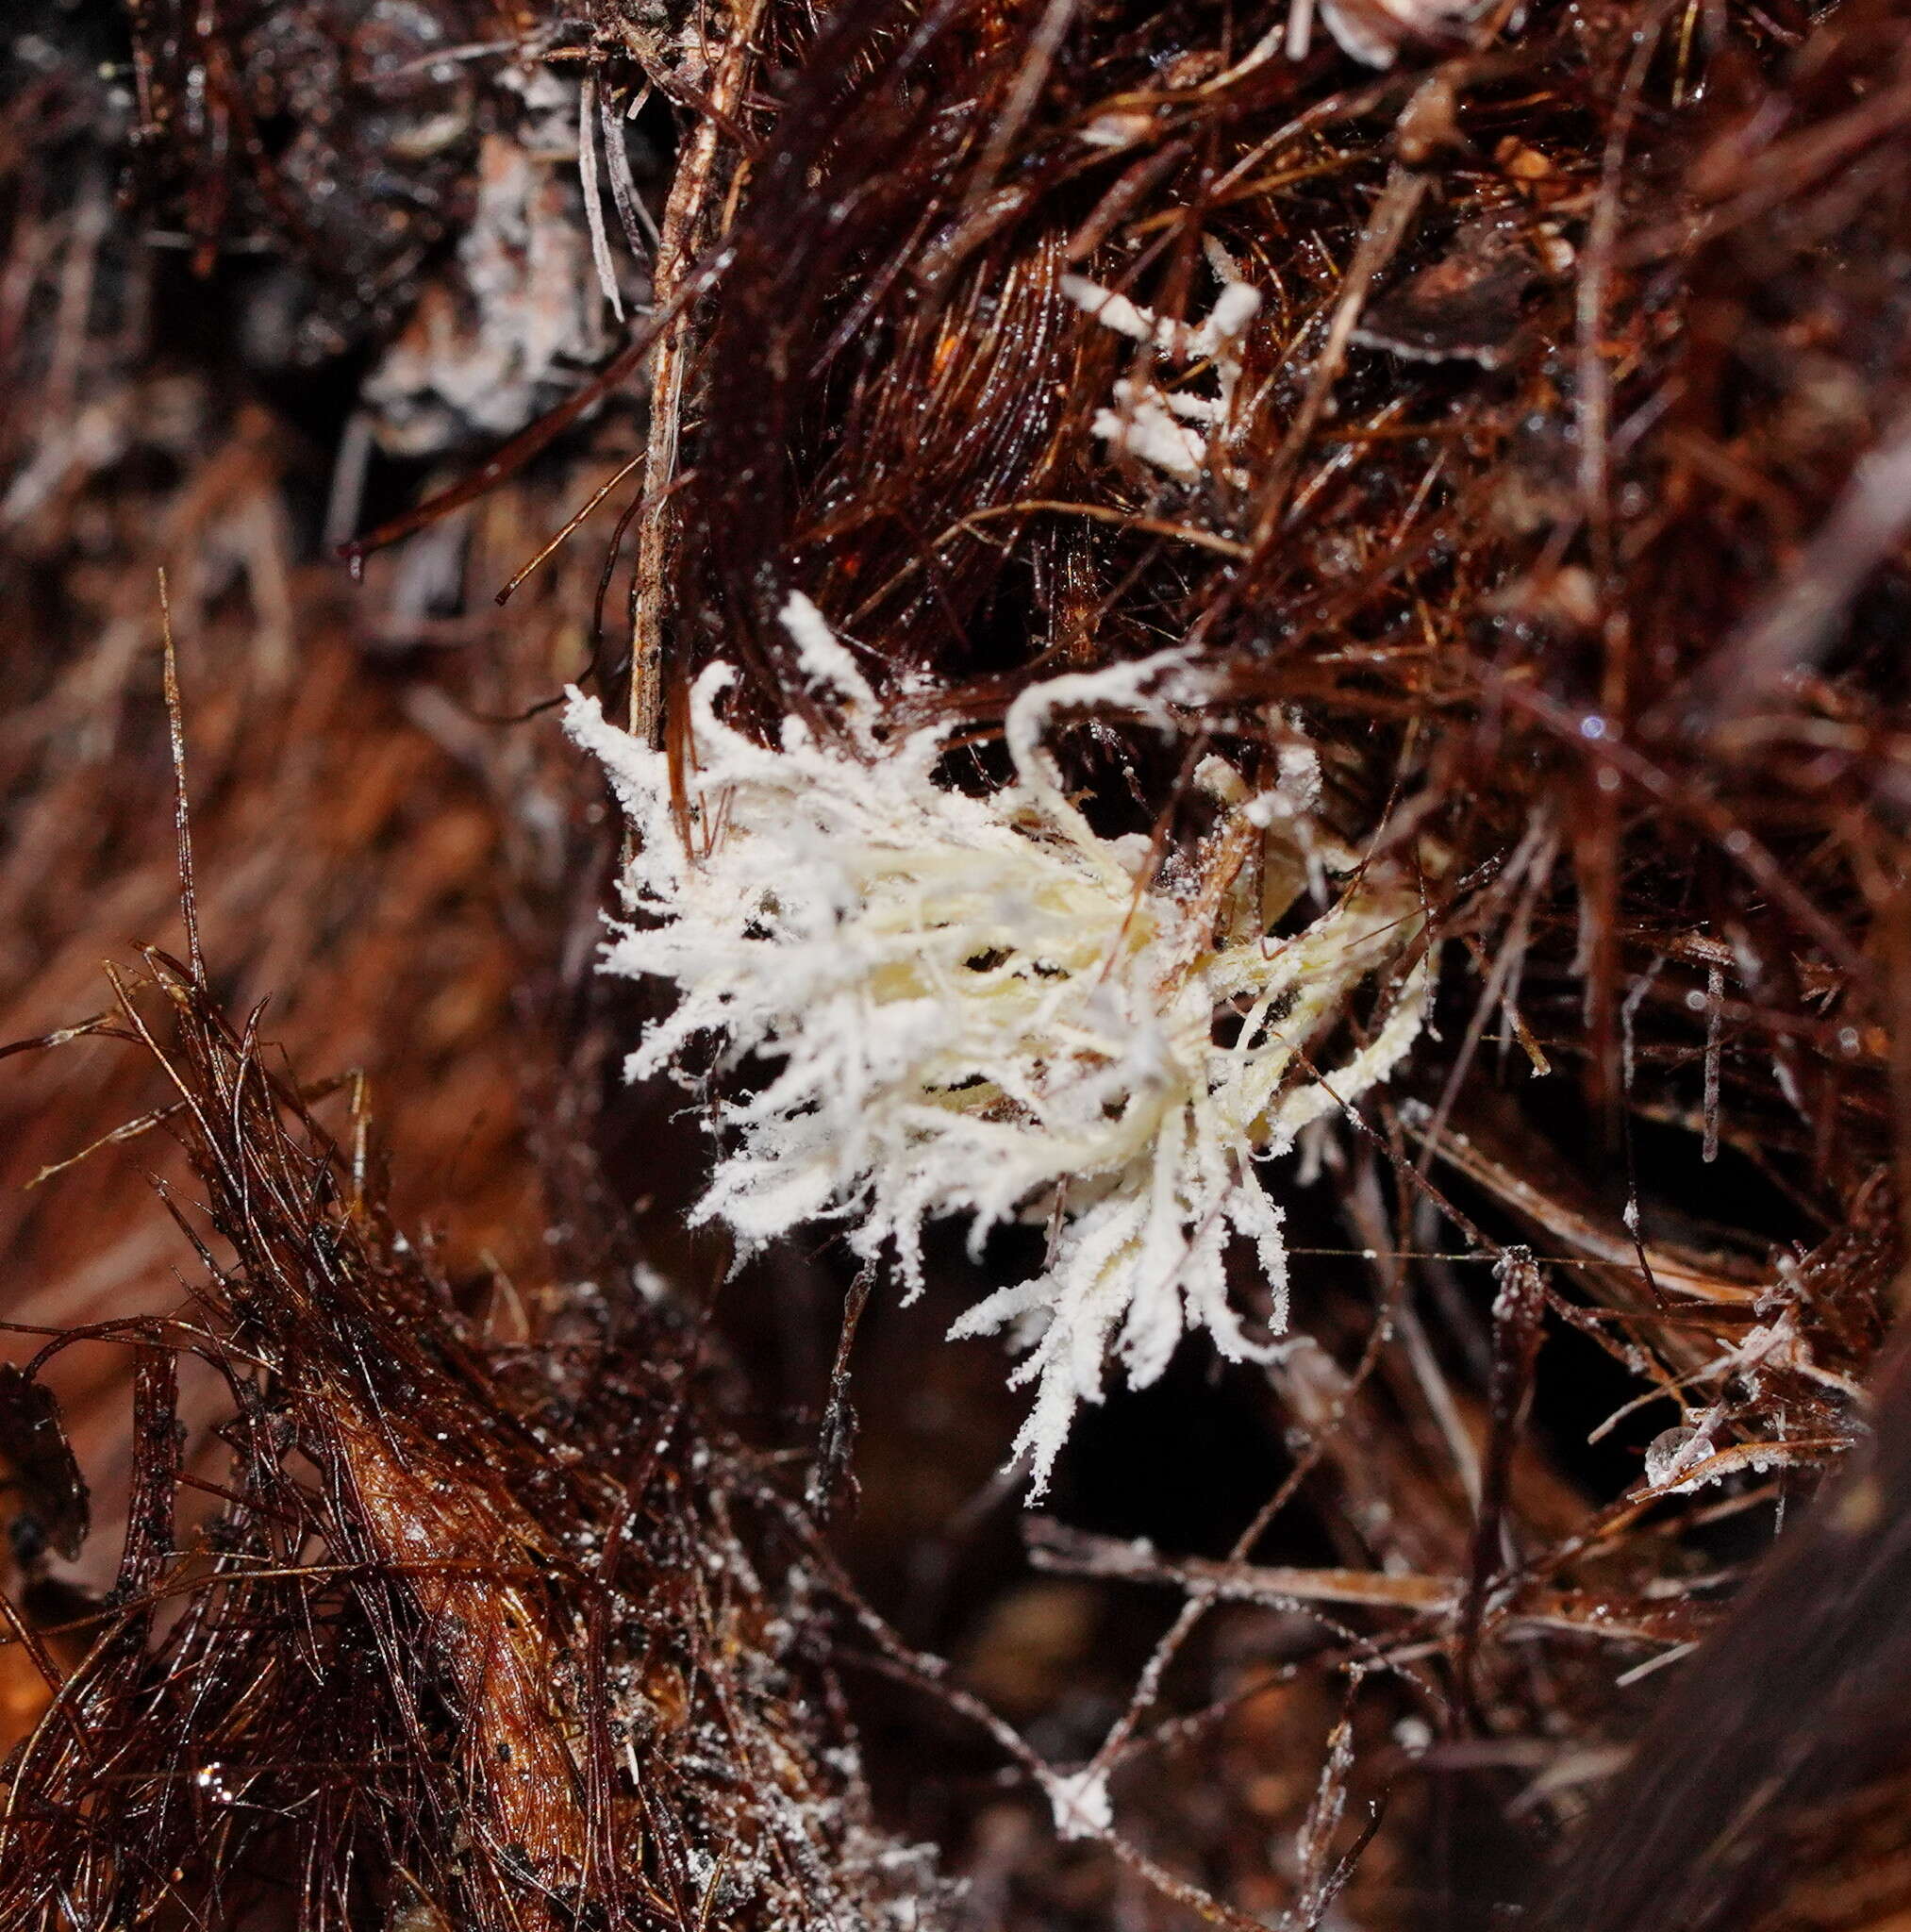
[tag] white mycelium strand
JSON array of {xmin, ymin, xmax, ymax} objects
[
  {"xmin": 568, "ymin": 597, "xmax": 1431, "ymax": 1493},
  {"xmin": 1314, "ymin": 0, "xmax": 1479, "ymax": 68},
  {"xmin": 1062, "ymin": 271, "xmax": 1261, "ymax": 482}
]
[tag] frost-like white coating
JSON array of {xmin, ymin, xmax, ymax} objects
[{"xmin": 568, "ymin": 596, "xmax": 1430, "ymax": 1493}]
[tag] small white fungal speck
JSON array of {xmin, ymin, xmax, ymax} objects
[
  {"xmin": 568, "ymin": 596, "xmax": 1431, "ymax": 1494},
  {"xmin": 1043, "ymin": 1766, "xmax": 1113, "ymax": 1840}
]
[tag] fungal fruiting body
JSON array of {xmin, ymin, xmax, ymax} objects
[
  {"xmin": 1312, "ymin": 0, "xmax": 1481, "ymax": 67},
  {"xmin": 568, "ymin": 599, "xmax": 1431, "ymax": 1492},
  {"xmin": 1061, "ymin": 268, "xmax": 1261, "ymax": 481}
]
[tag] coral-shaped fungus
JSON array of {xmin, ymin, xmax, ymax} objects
[{"xmin": 568, "ymin": 599, "xmax": 1430, "ymax": 1491}]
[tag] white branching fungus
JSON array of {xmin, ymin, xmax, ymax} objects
[
  {"xmin": 567, "ymin": 595, "xmax": 1431, "ymax": 1494},
  {"xmin": 1312, "ymin": 0, "xmax": 1480, "ymax": 68},
  {"xmin": 1062, "ymin": 266, "xmax": 1260, "ymax": 482}
]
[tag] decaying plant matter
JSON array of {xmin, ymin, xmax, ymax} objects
[
  {"xmin": 0, "ymin": 943, "xmax": 948, "ymax": 1932},
  {"xmin": 8, "ymin": 0, "xmax": 1911, "ymax": 1926}
]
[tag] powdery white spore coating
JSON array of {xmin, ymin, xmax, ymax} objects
[{"xmin": 567, "ymin": 598, "xmax": 1430, "ymax": 1494}]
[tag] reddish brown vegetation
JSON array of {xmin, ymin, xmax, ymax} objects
[{"xmin": 5, "ymin": 0, "xmax": 1911, "ymax": 1926}]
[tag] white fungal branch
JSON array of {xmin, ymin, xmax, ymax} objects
[
  {"xmin": 1311, "ymin": 0, "xmax": 1481, "ymax": 69},
  {"xmin": 1062, "ymin": 268, "xmax": 1261, "ymax": 482},
  {"xmin": 568, "ymin": 596, "xmax": 1431, "ymax": 1494}
]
